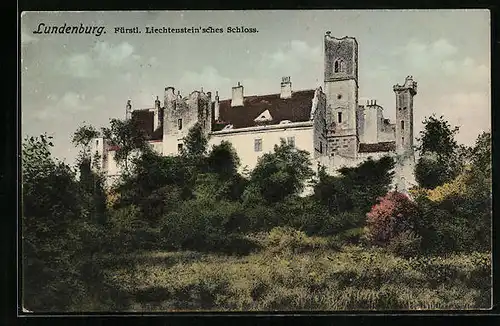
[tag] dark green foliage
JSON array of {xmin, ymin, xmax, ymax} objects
[
  {"xmin": 101, "ymin": 117, "xmax": 149, "ymax": 172},
  {"xmin": 415, "ymin": 155, "xmax": 450, "ymax": 189},
  {"xmin": 415, "ymin": 115, "xmax": 461, "ymax": 188},
  {"xmin": 249, "ymin": 140, "xmax": 314, "ymax": 203}
]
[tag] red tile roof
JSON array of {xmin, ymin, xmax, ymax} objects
[
  {"xmin": 358, "ymin": 141, "xmax": 395, "ymax": 153},
  {"xmin": 214, "ymin": 90, "xmax": 315, "ymax": 129}
]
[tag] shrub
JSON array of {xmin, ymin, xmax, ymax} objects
[
  {"xmin": 387, "ymin": 230, "xmax": 422, "ymax": 258},
  {"xmin": 160, "ymin": 199, "xmax": 248, "ymax": 253},
  {"xmin": 365, "ymin": 191, "xmax": 418, "ymax": 246}
]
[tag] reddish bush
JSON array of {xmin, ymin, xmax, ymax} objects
[{"xmin": 365, "ymin": 191, "xmax": 418, "ymax": 245}]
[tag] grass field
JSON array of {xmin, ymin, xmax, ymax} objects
[{"xmin": 80, "ymin": 231, "xmax": 491, "ymax": 312}]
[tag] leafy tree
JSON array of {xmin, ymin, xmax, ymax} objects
[
  {"xmin": 415, "ymin": 115, "xmax": 461, "ymax": 189},
  {"xmin": 182, "ymin": 122, "xmax": 208, "ymax": 159},
  {"xmin": 338, "ymin": 156, "xmax": 395, "ymax": 214},
  {"xmin": 22, "ymin": 134, "xmax": 87, "ymax": 310},
  {"xmin": 72, "ymin": 123, "xmax": 100, "ymax": 160},
  {"xmin": 206, "ymin": 141, "xmax": 240, "ymax": 179},
  {"xmin": 249, "ymin": 140, "xmax": 314, "ymax": 203},
  {"xmin": 313, "ymin": 166, "xmax": 354, "ymax": 214},
  {"xmin": 101, "ymin": 117, "xmax": 149, "ymax": 173}
]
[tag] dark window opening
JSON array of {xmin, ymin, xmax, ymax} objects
[
  {"xmin": 177, "ymin": 143, "xmax": 183, "ymax": 153},
  {"xmin": 334, "ymin": 61, "xmax": 340, "ymax": 73},
  {"xmin": 337, "ymin": 94, "xmax": 342, "ymax": 99},
  {"xmin": 96, "ymin": 140, "xmax": 99, "ymax": 146},
  {"xmin": 254, "ymin": 138, "xmax": 262, "ymax": 152},
  {"xmin": 338, "ymin": 112, "xmax": 342, "ymax": 123},
  {"xmin": 178, "ymin": 119, "xmax": 183, "ymax": 130},
  {"xmin": 401, "ymin": 120, "xmax": 405, "ymax": 130},
  {"xmin": 320, "ymin": 141, "xmax": 323, "ymax": 153},
  {"xmin": 401, "ymin": 137, "xmax": 404, "ymax": 144}
]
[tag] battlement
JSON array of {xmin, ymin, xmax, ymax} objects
[{"xmin": 393, "ymin": 76, "xmax": 417, "ymax": 95}]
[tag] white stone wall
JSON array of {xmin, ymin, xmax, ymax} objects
[{"xmin": 209, "ymin": 123, "xmax": 315, "ymax": 174}]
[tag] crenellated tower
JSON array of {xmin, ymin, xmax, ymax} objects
[
  {"xmin": 324, "ymin": 32, "xmax": 359, "ymax": 157},
  {"xmin": 162, "ymin": 87, "xmax": 212, "ymax": 156},
  {"xmin": 393, "ymin": 76, "xmax": 417, "ymax": 154}
]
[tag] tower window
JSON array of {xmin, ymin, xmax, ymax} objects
[
  {"xmin": 337, "ymin": 94, "xmax": 342, "ymax": 99},
  {"xmin": 96, "ymin": 140, "xmax": 99, "ymax": 146},
  {"xmin": 254, "ymin": 138, "xmax": 262, "ymax": 152},
  {"xmin": 402, "ymin": 137, "xmax": 404, "ymax": 144},
  {"xmin": 401, "ymin": 120, "xmax": 405, "ymax": 130},
  {"xmin": 334, "ymin": 60, "xmax": 340, "ymax": 73},
  {"xmin": 178, "ymin": 143, "xmax": 183, "ymax": 153},
  {"xmin": 320, "ymin": 141, "xmax": 323, "ymax": 153},
  {"xmin": 338, "ymin": 112, "xmax": 342, "ymax": 123},
  {"xmin": 178, "ymin": 119, "xmax": 183, "ymax": 130}
]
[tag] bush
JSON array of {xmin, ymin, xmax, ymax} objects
[
  {"xmin": 365, "ymin": 191, "xmax": 418, "ymax": 246},
  {"xmin": 387, "ymin": 230, "xmax": 422, "ymax": 258},
  {"xmin": 160, "ymin": 199, "xmax": 247, "ymax": 252}
]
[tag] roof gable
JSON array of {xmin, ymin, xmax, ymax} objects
[
  {"xmin": 254, "ymin": 109, "xmax": 273, "ymax": 122},
  {"xmin": 214, "ymin": 89, "xmax": 315, "ymax": 130}
]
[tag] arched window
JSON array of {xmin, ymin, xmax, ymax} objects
[
  {"xmin": 334, "ymin": 60, "xmax": 340, "ymax": 73},
  {"xmin": 401, "ymin": 120, "xmax": 405, "ymax": 130}
]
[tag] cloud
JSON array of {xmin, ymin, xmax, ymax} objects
[
  {"xmin": 58, "ymin": 41, "xmax": 140, "ymax": 79},
  {"xmin": 93, "ymin": 41, "xmax": 137, "ymax": 67},
  {"xmin": 178, "ymin": 66, "xmax": 232, "ymax": 97},
  {"xmin": 34, "ymin": 91, "xmax": 94, "ymax": 121},
  {"xmin": 62, "ymin": 53, "xmax": 101, "ymax": 78},
  {"xmin": 262, "ymin": 40, "xmax": 321, "ymax": 72}
]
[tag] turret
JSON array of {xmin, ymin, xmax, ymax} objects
[{"xmin": 393, "ymin": 76, "xmax": 417, "ymax": 153}]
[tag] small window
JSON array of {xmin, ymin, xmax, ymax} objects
[
  {"xmin": 343, "ymin": 144, "xmax": 348, "ymax": 148},
  {"xmin": 319, "ymin": 141, "xmax": 323, "ymax": 154},
  {"xmin": 287, "ymin": 136, "xmax": 295, "ymax": 147},
  {"xmin": 96, "ymin": 140, "xmax": 99, "ymax": 146},
  {"xmin": 337, "ymin": 94, "xmax": 342, "ymax": 99},
  {"xmin": 401, "ymin": 120, "xmax": 405, "ymax": 130},
  {"xmin": 338, "ymin": 112, "xmax": 342, "ymax": 123},
  {"xmin": 178, "ymin": 119, "xmax": 183, "ymax": 130},
  {"xmin": 334, "ymin": 61, "xmax": 340, "ymax": 73},
  {"xmin": 401, "ymin": 137, "xmax": 404, "ymax": 144},
  {"xmin": 177, "ymin": 143, "xmax": 183, "ymax": 153},
  {"xmin": 254, "ymin": 138, "xmax": 262, "ymax": 152}
]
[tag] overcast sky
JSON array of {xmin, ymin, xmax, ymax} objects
[{"xmin": 21, "ymin": 10, "xmax": 490, "ymax": 165}]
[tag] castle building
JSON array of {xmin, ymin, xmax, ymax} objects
[{"xmin": 92, "ymin": 32, "xmax": 418, "ymax": 191}]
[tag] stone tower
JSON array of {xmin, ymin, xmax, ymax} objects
[
  {"xmin": 393, "ymin": 76, "xmax": 417, "ymax": 154},
  {"xmin": 162, "ymin": 87, "xmax": 212, "ymax": 156},
  {"xmin": 324, "ymin": 32, "xmax": 359, "ymax": 157}
]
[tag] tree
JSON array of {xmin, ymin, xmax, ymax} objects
[
  {"xmin": 101, "ymin": 117, "xmax": 149, "ymax": 173},
  {"xmin": 22, "ymin": 134, "xmax": 88, "ymax": 310},
  {"xmin": 249, "ymin": 140, "xmax": 314, "ymax": 203},
  {"xmin": 182, "ymin": 122, "xmax": 208, "ymax": 159},
  {"xmin": 415, "ymin": 115, "xmax": 461, "ymax": 189},
  {"xmin": 72, "ymin": 123, "xmax": 100, "ymax": 160},
  {"xmin": 338, "ymin": 156, "xmax": 395, "ymax": 214}
]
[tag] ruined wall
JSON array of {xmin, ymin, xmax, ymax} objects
[{"xmin": 162, "ymin": 87, "xmax": 212, "ymax": 156}]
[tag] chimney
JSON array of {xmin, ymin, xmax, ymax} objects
[
  {"xmin": 214, "ymin": 91, "xmax": 220, "ymax": 121},
  {"xmin": 231, "ymin": 82, "xmax": 244, "ymax": 107},
  {"xmin": 153, "ymin": 96, "xmax": 161, "ymax": 130},
  {"xmin": 280, "ymin": 76, "xmax": 292, "ymax": 99}
]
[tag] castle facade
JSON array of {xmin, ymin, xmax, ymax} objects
[{"xmin": 92, "ymin": 32, "xmax": 418, "ymax": 191}]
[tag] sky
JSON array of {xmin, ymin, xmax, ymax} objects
[{"xmin": 21, "ymin": 10, "xmax": 491, "ymax": 166}]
